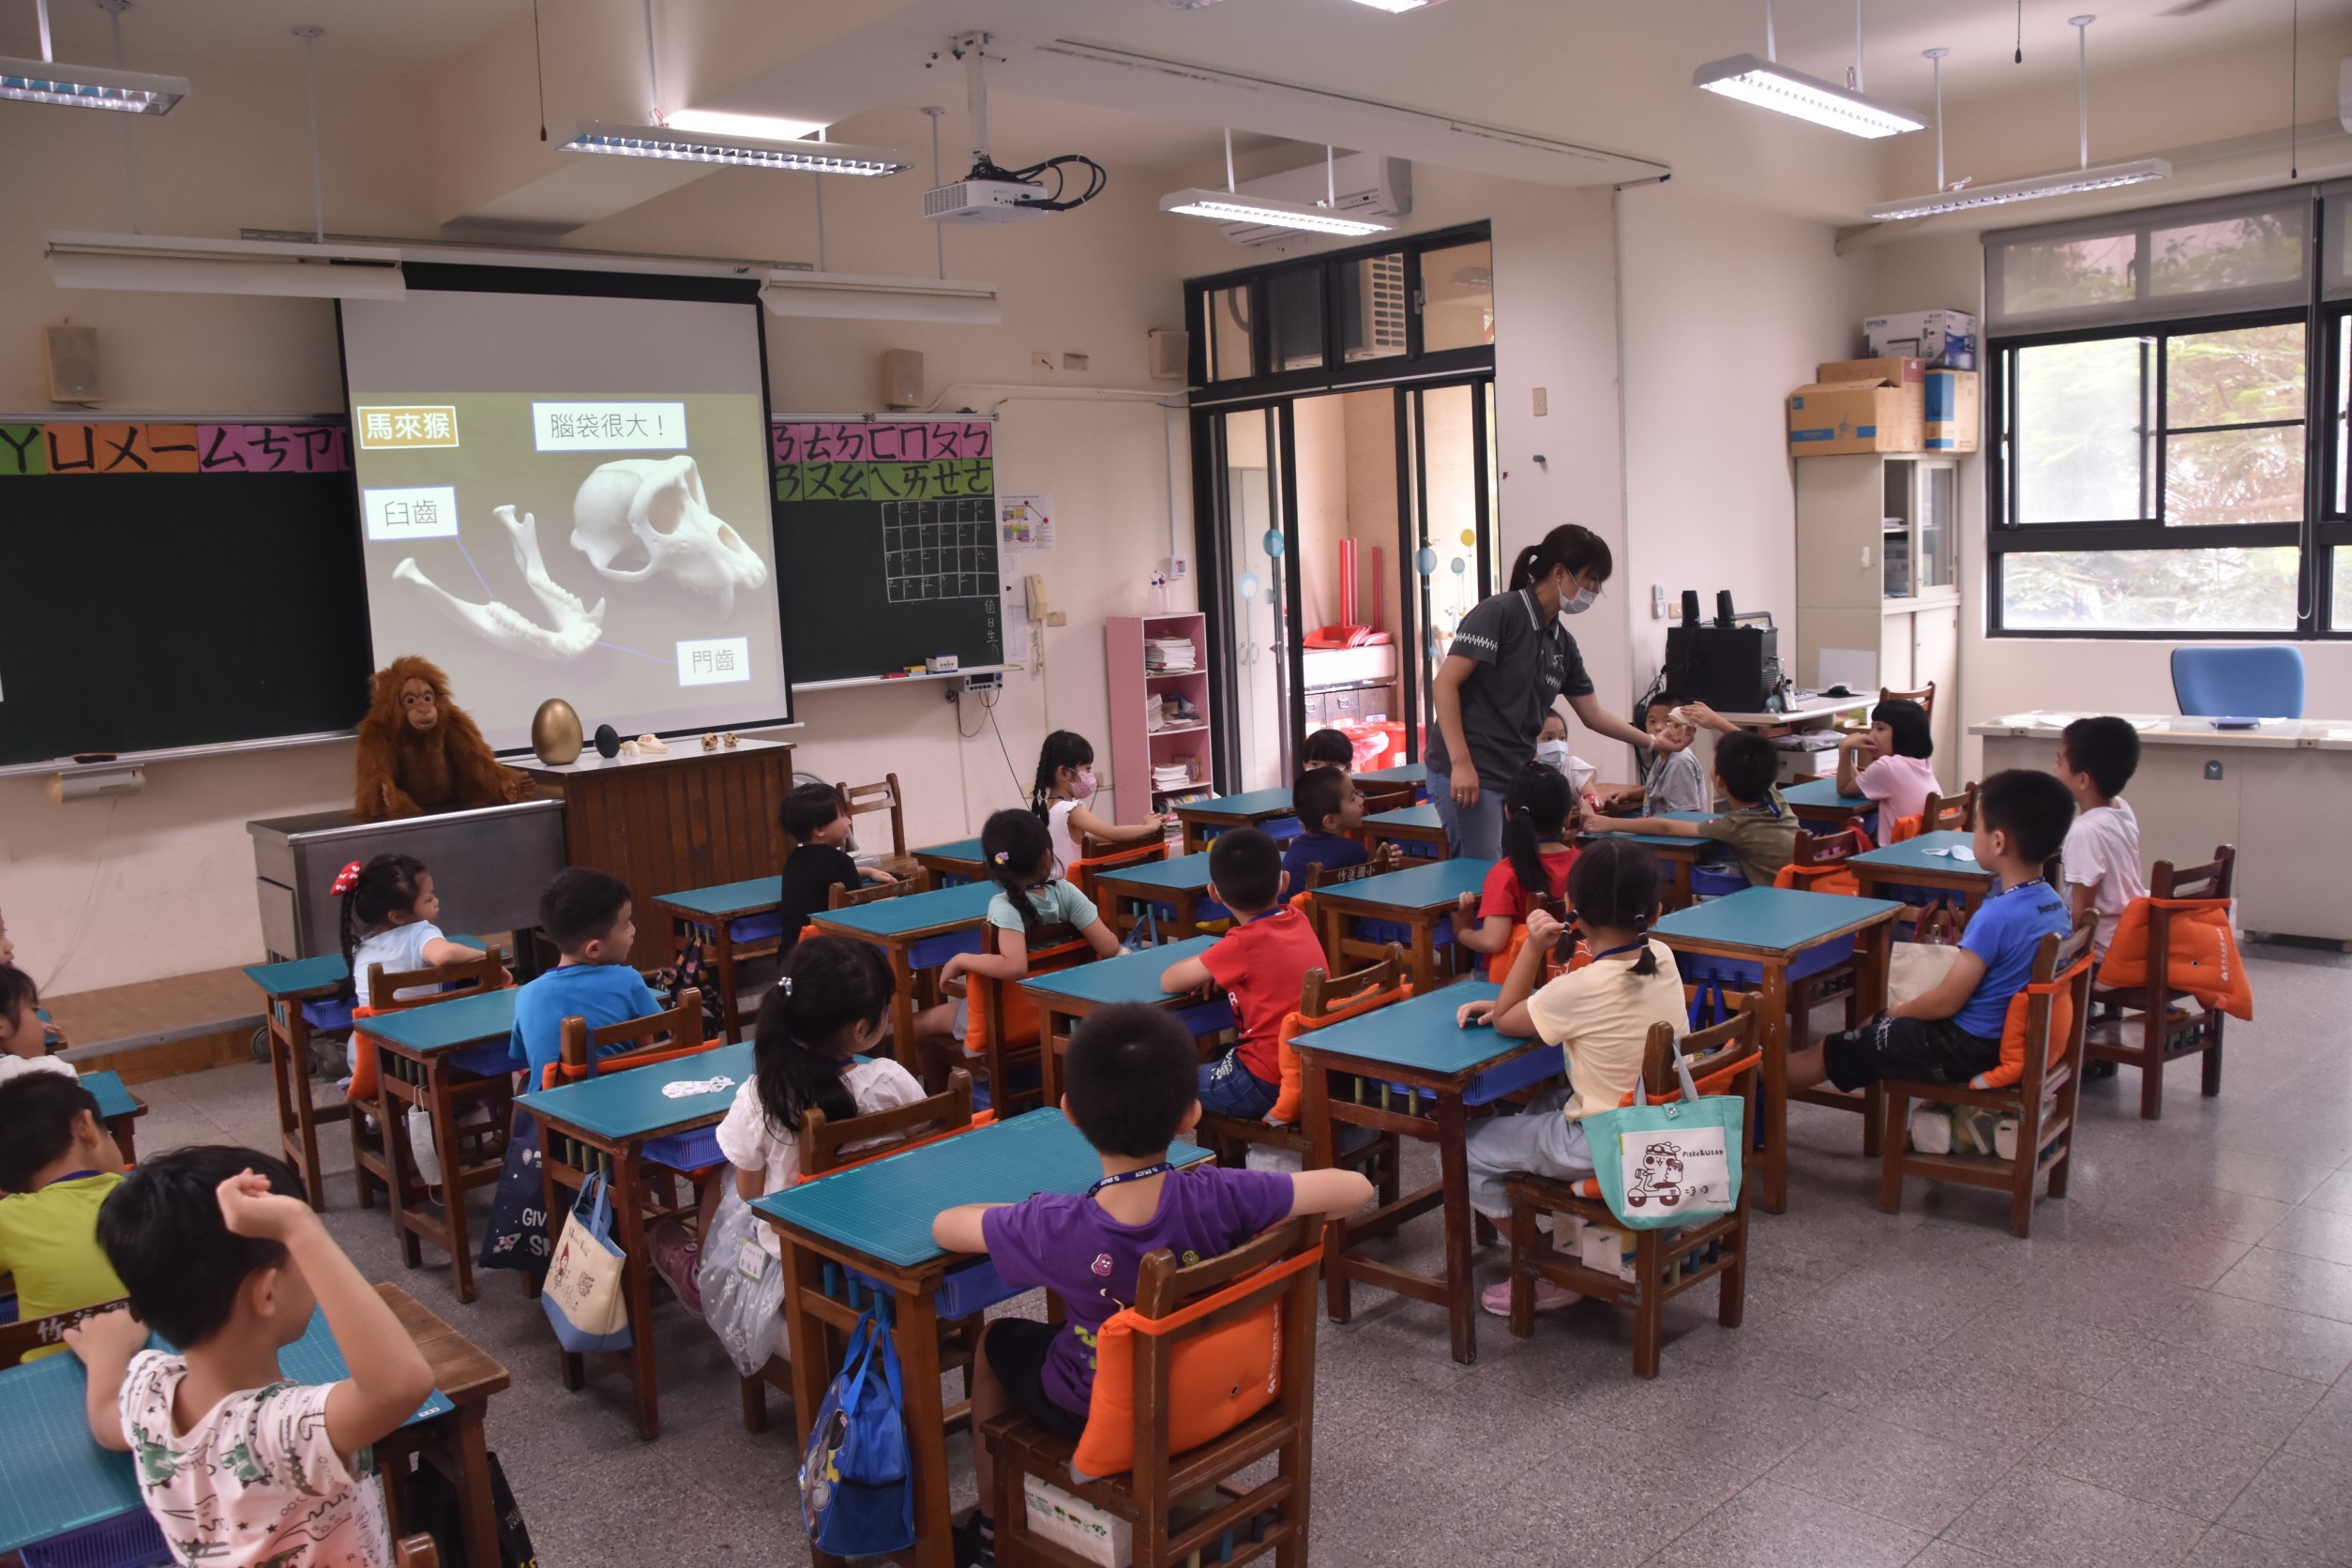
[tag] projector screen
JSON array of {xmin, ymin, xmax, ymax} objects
[{"xmin": 339, "ymin": 279, "xmax": 787, "ymax": 753}]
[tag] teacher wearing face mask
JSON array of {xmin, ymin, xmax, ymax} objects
[{"xmin": 1425, "ymin": 523, "xmax": 1654, "ymax": 860}]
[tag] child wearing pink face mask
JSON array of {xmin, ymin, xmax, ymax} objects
[{"xmin": 1030, "ymin": 730, "xmax": 1174, "ymax": 875}]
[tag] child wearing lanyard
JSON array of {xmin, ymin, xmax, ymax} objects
[
  {"xmin": 931, "ymin": 1004, "xmax": 1373, "ymax": 1568},
  {"xmin": 1454, "ymin": 840, "xmax": 1688, "ymax": 1316},
  {"xmin": 0, "ymin": 1071, "xmax": 130, "ymax": 1359},
  {"xmin": 1788, "ymin": 769, "xmax": 2074, "ymax": 1099},
  {"xmin": 1159, "ymin": 827, "xmax": 1330, "ymax": 1121}
]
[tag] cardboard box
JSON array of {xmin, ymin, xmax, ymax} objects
[
  {"xmin": 1817, "ymin": 355, "xmax": 1925, "ymax": 450},
  {"xmin": 1788, "ymin": 380, "xmax": 1913, "ymax": 457},
  {"xmin": 1865, "ymin": 309, "xmax": 1978, "ymax": 370},
  {"xmin": 1924, "ymin": 368, "xmax": 1980, "ymax": 453},
  {"xmin": 1024, "ymin": 1476, "xmax": 1134, "ymax": 1567},
  {"xmin": 1579, "ymin": 1223, "xmax": 1636, "ymax": 1282}
]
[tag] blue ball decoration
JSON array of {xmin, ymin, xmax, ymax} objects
[
  {"xmin": 1450, "ymin": 557, "xmax": 1468, "ymax": 575},
  {"xmin": 1414, "ymin": 547, "xmax": 1438, "ymax": 577},
  {"xmin": 1261, "ymin": 528, "xmax": 1287, "ymax": 559},
  {"xmin": 1239, "ymin": 571, "xmax": 1261, "ymax": 601}
]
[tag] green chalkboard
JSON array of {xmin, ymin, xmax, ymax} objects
[
  {"xmin": 0, "ymin": 421, "xmax": 371, "ymax": 766},
  {"xmin": 771, "ymin": 417, "xmax": 1005, "ymax": 685}
]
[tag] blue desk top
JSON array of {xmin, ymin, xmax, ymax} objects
[
  {"xmin": 356, "ymin": 987, "xmax": 518, "ymax": 1055},
  {"xmin": 1783, "ymin": 778, "xmax": 1872, "ymax": 810},
  {"xmin": 915, "ymin": 837, "xmax": 987, "ymax": 866},
  {"xmin": 656, "ymin": 876, "xmax": 780, "ymax": 918},
  {"xmin": 1289, "ymin": 981, "xmax": 1538, "ymax": 1078},
  {"xmin": 755, "ymin": 1108, "xmax": 1212, "ymax": 1270},
  {"xmin": 518, "ymin": 1040, "xmax": 754, "ymax": 1141},
  {"xmin": 1583, "ymin": 810, "xmax": 1713, "ymax": 850},
  {"xmin": 243, "ymin": 935, "xmax": 487, "ymax": 999},
  {"xmin": 0, "ymin": 1307, "xmax": 451, "ymax": 1555},
  {"xmin": 1652, "ymin": 886, "xmax": 1902, "ymax": 955},
  {"xmin": 1849, "ymin": 831, "xmax": 1990, "ymax": 877},
  {"xmin": 81, "ymin": 1070, "xmax": 137, "ymax": 1122},
  {"xmin": 1018, "ymin": 936, "xmax": 1219, "ymax": 1007},
  {"xmin": 1366, "ymin": 804, "xmax": 1442, "ymax": 833},
  {"xmin": 1175, "ymin": 788, "xmax": 1295, "ymax": 822},
  {"xmin": 1093, "ymin": 850, "xmax": 1214, "ymax": 894},
  {"xmin": 1353, "ymin": 763, "xmax": 1426, "ymax": 785},
  {"xmin": 1314, "ymin": 857, "xmax": 1494, "ymax": 912},
  {"xmin": 809, "ymin": 880, "xmax": 998, "ymax": 939}
]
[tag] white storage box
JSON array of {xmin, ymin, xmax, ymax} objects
[
  {"xmin": 1864, "ymin": 309, "xmax": 1977, "ymax": 370},
  {"xmin": 1023, "ymin": 1477, "xmax": 1134, "ymax": 1568}
]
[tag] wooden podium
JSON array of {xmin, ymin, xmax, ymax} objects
[{"xmin": 521, "ymin": 736, "xmax": 794, "ymax": 970}]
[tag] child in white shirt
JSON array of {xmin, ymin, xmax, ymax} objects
[
  {"xmin": 0, "ymin": 964, "xmax": 75, "ymax": 1087},
  {"xmin": 1837, "ymin": 698, "xmax": 1937, "ymax": 828},
  {"xmin": 716, "ymin": 936, "xmax": 927, "ymax": 1259},
  {"xmin": 70, "ymin": 1146, "xmax": 435, "ymax": 1568},
  {"xmin": 337, "ymin": 856, "xmax": 475, "ymax": 1081},
  {"xmin": 2057, "ymin": 716, "xmax": 2148, "ymax": 959}
]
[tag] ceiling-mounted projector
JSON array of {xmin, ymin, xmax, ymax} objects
[
  {"xmin": 924, "ymin": 32, "xmax": 1104, "ymax": 224},
  {"xmin": 924, "ymin": 174, "xmax": 1051, "ymax": 223}
]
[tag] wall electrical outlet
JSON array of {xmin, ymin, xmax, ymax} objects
[
  {"xmin": 1046, "ymin": 611, "xmax": 1067, "ymax": 626},
  {"xmin": 1062, "ymin": 352, "xmax": 1090, "ymax": 371},
  {"xmin": 1031, "ymin": 352, "xmax": 1054, "ymax": 371},
  {"xmin": 1532, "ymin": 386, "xmax": 1548, "ymax": 416}
]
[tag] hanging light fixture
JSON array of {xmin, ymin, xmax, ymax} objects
[
  {"xmin": 0, "ymin": 0, "xmax": 185, "ymax": 113},
  {"xmin": 1693, "ymin": 0, "xmax": 1923, "ymax": 139},
  {"xmin": 1161, "ymin": 130, "xmax": 1395, "ymax": 236},
  {"xmin": 1869, "ymin": 16, "xmax": 2166, "ymax": 221}
]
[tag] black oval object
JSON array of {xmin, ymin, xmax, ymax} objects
[{"xmin": 593, "ymin": 723, "xmax": 621, "ymax": 759}]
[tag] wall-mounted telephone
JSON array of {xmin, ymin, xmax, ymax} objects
[{"xmin": 1025, "ymin": 574, "xmax": 1048, "ymax": 620}]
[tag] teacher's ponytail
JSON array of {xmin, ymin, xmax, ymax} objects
[{"xmin": 1507, "ymin": 524, "xmax": 1614, "ymax": 595}]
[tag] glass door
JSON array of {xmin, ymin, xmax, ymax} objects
[
  {"xmin": 1401, "ymin": 380, "xmax": 1500, "ymax": 761},
  {"xmin": 1220, "ymin": 406, "xmax": 1294, "ymax": 792}
]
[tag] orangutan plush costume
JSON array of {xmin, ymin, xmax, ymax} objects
[{"xmin": 354, "ymin": 656, "xmax": 535, "ymax": 820}]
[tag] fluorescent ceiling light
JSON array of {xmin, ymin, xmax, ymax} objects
[
  {"xmin": 1869, "ymin": 158, "xmax": 2170, "ymax": 220},
  {"xmin": 1159, "ymin": 188, "xmax": 1393, "ymax": 236},
  {"xmin": 560, "ymin": 121, "xmax": 909, "ymax": 175},
  {"xmin": 0, "ymin": 55, "xmax": 185, "ymax": 113},
  {"xmin": 46, "ymin": 232, "xmax": 404, "ymax": 298},
  {"xmin": 1693, "ymin": 53, "xmax": 1923, "ymax": 138},
  {"xmin": 761, "ymin": 270, "xmax": 999, "ymax": 324},
  {"xmin": 661, "ymin": 108, "xmax": 829, "ymax": 143},
  {"xmin": 1345, "ymin": 0, "xmax": 1446, "ymax": 10}
]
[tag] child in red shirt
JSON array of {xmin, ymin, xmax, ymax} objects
[
  {"xmin": 1457, "ymin": 760, "xmax": 1579, "ymax": 962},
  {"xmin": 1160, "ymin": 827, "xmax": 1328, "ymax": 1120}
]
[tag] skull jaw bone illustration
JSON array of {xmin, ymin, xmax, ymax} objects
[
  {"xmin": 571, "ymin": 456, "xmax": 767, "ymax": 616},
  {"xmin": 396, "ymin": 505, "xmax": 607, "ymax": 660}
]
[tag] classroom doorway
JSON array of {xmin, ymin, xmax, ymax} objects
[
  {"xmin": 1186, "ymin": 223, "xmax": 1499, "ymax": 792},
  {"xmin": 1198, "ymin": 376, "xmax": 1500, "ymax": 793}
]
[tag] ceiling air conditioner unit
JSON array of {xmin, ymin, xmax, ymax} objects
[{"xmin": 1220, "ymin": 154, "xmax": 1411, "ymax": 247}]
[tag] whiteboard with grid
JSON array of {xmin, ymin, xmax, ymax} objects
[{"xmin": 882, "ymin": 498, "xmax": 999, "ymax": 604}]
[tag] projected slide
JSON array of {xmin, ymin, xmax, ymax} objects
[{"xmin": 340, "ymin": 290, "xmax": 786, "ymax": 753}]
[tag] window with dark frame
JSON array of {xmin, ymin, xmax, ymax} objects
[{"xmin": 1983, "ymin": 185, "xmax": 2352, "ymax": 639}]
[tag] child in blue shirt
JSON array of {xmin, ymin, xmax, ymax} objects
[
  {"xmin": 507, "ymin": 867, "xmax": 662, "ymax": 1087},
  {"xmin": 1280, "ymin": 766, "xmax": 1395, "ymax": 887},
  {"xmin": 1788, "ymin": 769, "xmax": 2075, "ymax": 1094}
]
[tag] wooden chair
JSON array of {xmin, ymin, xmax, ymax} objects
[
  {"xmin": 984, "ymin": 1214, "xmax": 1326, "ymax": 1568},
  {"xmin": 1879, "ymin": 682, "xmax": 1936, "ymax": 719},
  {"xmin": 348, "ymin": 942, "xmax": 510, "ymax": 1214},
  {"xmin": 2086, "ymin": 846, "xmax": 2237, "ymax": 1121},
  {"xmin": 1922, "ymin": 783, "xmax": 1976, "ymax": 834},
  {"xmin": 1198, "ymin": 949, "xmax": 1404, "ymax": 1209},
  {"xmin": 738, "ymin": 1070, "xmax": 987, "ymax": 1433},
  {"xmin": 1075, "ymin": 832, "xmax": 1168, "ymax": 908},
  {"xmin": 1878, "ymin": 918, "xmax": 2095, "ymax": 1238},
  {"xmin": 1500, "ymin": 996, "xmax": 1762, "ymax": 1378},
  {"xmin": 960, "ymin": 920, "xmax": 1091, "ymax": 1112},
  {"xmin": 396, "ymin": 1537, "xmax": 439, "ymax": 1568},
  {"xmin": 828, "ymin": 875, "xmax": 927, "ymax": 911},
  {"xmin": 837, "ymin": 773, "xmax": 921, "ymax": 879},
  {"xmin": 0, "ymin": 1298, "xmax": 128, "ymax": 1368}
]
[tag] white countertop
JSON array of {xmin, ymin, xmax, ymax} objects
[
  {"xmin": 519, "ymin": 732, "xmax": 794, "ymax": 775},
  {"xmin": 1968, "ymin": 712, "xmax": 2352, "ymax": 750}
]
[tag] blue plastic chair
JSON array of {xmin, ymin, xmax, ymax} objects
[{"xmin": 2170, "ymin": 645, "xmax": 2304, "ymax": 719}]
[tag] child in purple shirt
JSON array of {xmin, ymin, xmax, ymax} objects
[{"xmin": 930, "ymin": 1003, "xmax": 1371, "ymax": 1568}]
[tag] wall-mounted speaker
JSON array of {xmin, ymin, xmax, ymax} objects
[
  {"xmin": 881, "ymin": 348, "xmax": 924, "ymax": 410},
  {"xmin": 45, "ymin": 325, "xmax": 100, "ymax": 404}
]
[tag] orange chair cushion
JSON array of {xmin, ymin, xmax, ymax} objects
[
  {"xmin": 1069, "ymin": 1245, "xmax": 1319, "ymax": 1481},
  {"xmin": 1972, "ymin": 962, "xmax": 2086, "ymax": 1091},
  {"xmin": 2096, "ymin": 897, "xmax": 2254, "ymax": 1021},
  {"xmin": 1886, "ymin": 813, "xmax": 1923, "ymax": 844},
  {"xmin": 347, "ymin": 1007, "xmax": 386, "ymax": 1103},
  {"xmin": 967, "ymin": 940, "xmax": 1091, "ymax": 1054},
  {"xmin": 1266, "ymin": 979, "xmax": 1411, "ymax": 1125}
]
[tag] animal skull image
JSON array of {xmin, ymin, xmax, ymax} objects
[
  {"xmin": 395, "ymin": 505, "xmax": 606, "ymax": 660},
  {"xmin": 571, "ymin": 456, "xmax": 768, "ymax": 615}
]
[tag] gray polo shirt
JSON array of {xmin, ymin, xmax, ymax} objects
[{"xmin": 1425, "ymin": 587, "xmax": 1594, "ymax": 792}]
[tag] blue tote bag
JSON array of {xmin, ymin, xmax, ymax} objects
[
  {"xmin": 799, "ymin": 1304, "xmax": 915, "ymax": 1557},
  {"xmin": 540, "ymin": 1172, "xmax": 633, "ymax": 1353},
  {"xmin": 1582, "ymin": 1047, "xmax": 1744, "ymax": 1231}
]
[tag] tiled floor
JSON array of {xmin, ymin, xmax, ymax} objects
[{"xmin": 128, "ymin": 939, "xmax": 2352, "ymax": 1566}]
